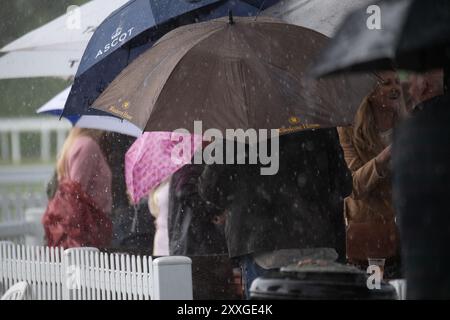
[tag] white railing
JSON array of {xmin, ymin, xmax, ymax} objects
[
  {"xmin": 0, "ymin": 189, "xmax": 47, "ymax": 245},
  {"xmin": 0, "ymin": 207, "xmax": 45, "ymax": 246},
  {"xmin": 0, "ymin": 242, "xmax": 193, "ymax": 300},
  {"xmin": 0, "ymin": 117, "xmax": 71, "ymax": 164},
  {"xmin": 0, "ymin": 191, "xmax": 47, "ymax": 222}
]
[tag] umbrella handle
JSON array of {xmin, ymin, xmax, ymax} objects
[
  {"xmin": 228, "ymin": 10, "xmax": 234, "ymax": 25},
  {"xmin": 131, "ymin": 205, "xmax": 139, "ymax": 233}
]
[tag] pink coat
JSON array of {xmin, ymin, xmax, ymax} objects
[{"xmin": 65, "ymin": 136, "xmax": 112, "ymax": 215}]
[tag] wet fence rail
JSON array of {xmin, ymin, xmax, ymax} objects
[
  {"xmin": 0, "ymin": 192, "xmax": 46, "ymax": 223},
  {"xmin": 0, "ymin": 118, "xmax": 70, "ymax": 164},
  {"xmin": 0, "ymin": 242, "xmax": 193, "ymax": 300},
  {"xmin": 0, "ymin": 191, "xmax": 46, "ymax": 245}
]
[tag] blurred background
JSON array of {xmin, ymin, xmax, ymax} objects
[
  {"xmin": 0, "ymin": 0, "xmax": 88, "ymax": 226},
  {"xmin": 0, "ymin": 0, "xmax": 87, "ymax": 118}
]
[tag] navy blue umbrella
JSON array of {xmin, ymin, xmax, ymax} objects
[{"xmin": 62, "ymin": 0, "xmax": 279, "ymax": 118}]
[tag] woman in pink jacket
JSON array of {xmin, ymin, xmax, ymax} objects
[
  {"xmin": 43, "ymin": 128, "xmax": 112, "ymax": 248},
  {"xmin": 56, "ymin": 128, "xmax": 112, "ymax": 215}
]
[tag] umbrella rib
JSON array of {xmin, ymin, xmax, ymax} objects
[{"xmin": 253, "ymin": 0, "xmax": 267, "ymax": 21}]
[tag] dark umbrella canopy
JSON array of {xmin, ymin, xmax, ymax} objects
[
  {"xmin": 310, "ymin": 0, "xmax": 450, "ymax": 79},
  {"xmin": 92, "ymin": 16, "xmax": 375, "ymax": 133},
  {"xmin": 62, "ymin": 0, "xmax": 280, "ymax": 119}
]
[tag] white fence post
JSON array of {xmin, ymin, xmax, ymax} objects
[
  {"xmin": 152, "ymin": 256, "xmax": 193, "ymax": 300},
  {"xmin": 40, "ymin": 129, "xmax": 51, "ymax": 163},
  {"xmin": 10, "ymin": 130, "xmax": 21, "ymax": 164},
  {"xmin": 1, "ymin": 132, "xmax": 9, "ymax": 161}
]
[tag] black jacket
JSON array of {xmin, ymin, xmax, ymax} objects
[
  {"xmin": 168, "ymin": 164, "xmax": 228, "ymax": 256},
  {"xmin": 101, "ymin": 133, "xmax": 155, "ymax": 252},
  {"xmin": 393, "ymin": 94, "xmax": 450, "ymax": 299},
  {"xmin": 198, "ymin": 128, "xmax": 352, "ymax": 258}
]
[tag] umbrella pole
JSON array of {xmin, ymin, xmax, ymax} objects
[{"xmin": 228, "ymin": 10, "xmax": 234, "ymax": 25}]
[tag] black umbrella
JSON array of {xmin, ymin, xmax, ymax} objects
[
  {"xmin": 62, "ymin": 0, "xmax": 280, "ymax": 119},
  {"xmin": 310, "ymin": 0, "xmax": 450, "ymax": 91}
]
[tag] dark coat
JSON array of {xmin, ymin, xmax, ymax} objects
[
  {"xmin": 393, "ymin": 94, "xmax": 450, "ymax": 299},
  {"xmin": 168, "ymin": 164, "xmax": 228, "ymax": 256},
  {"xmin": 101, "ymin": 132, "xmax": 155, "ymax": 252},
  {"xmin": 198, "ymin": 128, "xmax": 352, "ymax": 259}
]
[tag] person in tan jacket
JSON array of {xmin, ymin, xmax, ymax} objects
[{"xmin": 338, "ymin": 70, "xmax": 406, "ymax": 277}]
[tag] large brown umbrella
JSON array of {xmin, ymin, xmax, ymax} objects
[{"xmin": 92, "ymin": 16, "xmax": 374, "ymax": 133}]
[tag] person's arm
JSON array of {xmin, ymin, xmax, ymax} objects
[
  {"xmin": 337, "ymin": 127, "xmax": 388, "ymax": 200},
  {"xmin": 172, "ymin": 165, "xmax": 221, "ymax": 220},
  {"xmin": 46, "ymin": 170, "xmax": 59, "ymax": 200}
]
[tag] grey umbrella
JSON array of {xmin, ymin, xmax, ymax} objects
[{"xmin": 310, "ymin": 0, "xmax": 450, "ymax": 91}]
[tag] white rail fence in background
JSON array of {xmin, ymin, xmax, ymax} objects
[
  {"xmin": 0, "ymin": 207, "xmax": 45, "ymax": 246},
  {"xmin": 0, "ymin": 191, "xmax": 46, "ymax": 221},
  {"xmin": 0, "ymin": 242, "xmax": 193, "ymax": 300},
  {"xmin": 0, "ymin": 118, "xmax": 71, "ymax": 164},
  {"xmin": 0, "ymin": 190, "xmax": 46, "ymax": 245}
]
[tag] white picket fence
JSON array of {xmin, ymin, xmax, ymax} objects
[{"xmin": 0, "ymin": 242, "xmax": 193, "ymax": 300}]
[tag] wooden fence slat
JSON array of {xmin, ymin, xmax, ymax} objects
[
  {"xmin": 116, "ymin": 254, "xmax": 122, "ymax": 300},
  {"xmin": 125, "ymin": 254, "xmax": 131, "ymax": 300},
  {"xmin": 6, "ymin": 244, "xmax": 12, "ymax": 293},
  {"xmin": 99, "ymin": 252, "xmax": 105, "ymax": 300},
  {"xmin": 73, "ymin": 249, "xmax": 79, "ymax": 300},
  {"xmin": 142, "ymin": 256, "xmax": 149, "ymax": 300},
  {"xmin": 136, "ymin": 255, "xmax": 143, "ymax": 300},
  {"xmin": 131, "ymin": 255, "xmax": 137, "ymax": 300},
  {"xmin": 110, "ymin": 253, "xmax": 116, "ymax": 300},
  {"xmin": 89, "ymin": 251, "xmax": 96, "ymax": 300},
  {"xmin": 45, "ymin": 247, "xmax": 50, "ymax": 300}
]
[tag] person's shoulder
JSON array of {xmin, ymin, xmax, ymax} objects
[
  {"xmin": 414, "ymin": 95, "xmax": 450, "ymax": 118},
  {"xmin": 76, "ymin": 135, "xmax": 101, "ymax": 150},
  {"xmin": 69, "ymin": 135, "xmax": 103, "ymax": 159},
  {"xmin": 397, "ymin": 95, "xmax": 450, "ymax": 139}
]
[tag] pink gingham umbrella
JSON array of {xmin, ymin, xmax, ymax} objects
[{"xmin": 125, "ymin": 131, "xmax": 202, "ymax": 204}]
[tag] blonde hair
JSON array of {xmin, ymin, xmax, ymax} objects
[
  {"xmin": 56, "ymin": 128, "xmax": 104, "ymax": 180},
  {"xmin": 352, "ymin": 96, "xmax": 385, "ymax": 157},
  {"xmin": 352, "ymin": 96, "xmax": 407, "ymax": 158}
]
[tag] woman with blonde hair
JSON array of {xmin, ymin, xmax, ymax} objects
[
  {"xmin": 338, "ymin": 70, "xmax": 405, "ymax": 278},
  {"xmin": 43, "ymin": 127, "xmax": 112, "ymax": 248},
  {"xmin": 56, "ymin": 127, "xmax": 112, "ymax": 215}
]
